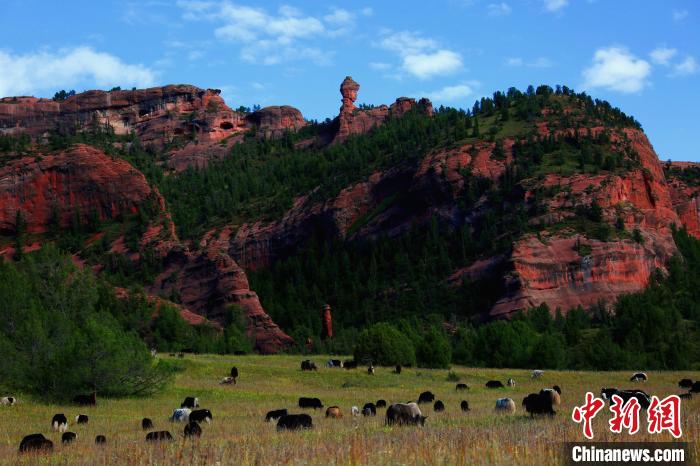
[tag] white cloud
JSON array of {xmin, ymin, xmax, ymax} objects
[
  {"xmin": 378, "ymin": 31, "xmax": 462, "ymax": 79},
  {"xmin": 0, "ymin": 47, "xmax": 156, "ymax": 98},
  {"xmin": 543, "ymin": 0, "xmax": 568, "ymax": 12},
  {"xmin": 672, "ymin": 9, "xmax": 689, "ymax": 21},
  {"xmin": 649, "ymin": 47, "xmax": 677, "ymax": 66},
  {"xmin": 487, "ymin": 2, "xmax": 512, "ymax": 16},
  {"xmin": 177, "ymin": 1, "xmax": 364, "ymax": 65},
  {"xmin": 424, "ymin": 83, "xmax": 476, "ymax": 102},
  {"xmin": 403, "ymin": 50, "xmax": 463, "ymax": 79},
  {"xmin": 672, "ymin": 56, "xmax": 698, "ymax": 76},
  {"xmin": 506, "ymin": 56, "xmax": 552, "ymax": 68},
  {"xmin": 361, "ymin": 7, "xmax": 373, "ymax": 16},
  {"xmin": 582, "ymin": 46, "xmax": 651, "ymax": 93}
]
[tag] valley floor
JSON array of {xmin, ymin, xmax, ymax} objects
[{"xmin": 0, "ymin": 355, "xmax": 698, "ymax": 465}]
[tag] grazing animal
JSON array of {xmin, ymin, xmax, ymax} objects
[
  {"xmin": 456, "ymin": 383, "xmax": 469, "ymax": 391},
  {"xmin": 230, "ymin": 366, "xmax": 238, "ymax": 384},
  {"xmin": 301, "ymin": 360, "xmax": 317, "ymax": 371},
  {"xmin": 189, "ymin": 409, "xmax": 213, "ymax": 424},
  {"xmin": 417, "ymin": 391, "xmax": 435, "ymax": 404},
  {"xmin": 679, "ymin": 393, "xmax": 692, "ymax": 400},
  {"xmin": 351, "ymin": 406, "xmax": 360, "ymax": 416},
  {"xmin": 386, "ymin": 403, "xmax": 427, "ymax": 426},
  {"xmin": 19, "ymin": 434, "xmax": 52, "ymax": 453},
  {"xmin": 181, "ymin": 397, "xmax": 199, "ymax": 409},
  {"xmin": 171, "ymin": 408, "xmax": 191, "ymax": 422},
  {"xmin": 62, "ymin": 432, "xmax": 77, "ymax": 444},
  {"xmin": 600, "ymin": 388, "xmax": 618, "ymax": 400},
  {"xmin": 298, "ymin": 397, "xmax": 323, "ymax": 409},
  {"xmin": 343, "ymin": 360, "xmax": 358, "ymax": 369},
  {"xmin": 220, "ymin": 376, "xmax": 235, "ymax": 385},
  {"xmin": 367, "ymin": 365, "xmax": 375, "ymax": 375},
  {"xmin": 184, "ymin": 421, "xmax": 202, "ymax": 438},
  {"xmin": 507, "ymin": 378, "xmax": 515, "ymax": 387},
  {"xmin": 376, "ymin": 399, "xmax": 387, "ymax": 408},
  {"xmin": 362, "ymin": 403, "xmax": 377, "ymax": 416},
  {"xmin": 495, "ymin": 398, "xmax": 516, "ymax": 414},
  {"xmin": 486, "ymin": 380, "xmax": 504, "ymax": 389},
  {"xmin": 265, "ymin": 409, "xmax": 288, "ymax": 422},
  {"xmin": 327, "ymin": 359, "xmax": 343, "ymax": 368},
  {"xmin": 277, "ymin": 414, "xmax": 313, "ymax": 430},
  {"xmin": 433, "ymin": 400, "xmax": 445, "ymax": 412},
  {"xmin": 522, "ymin": 393, "xmax": 555, "ymax": 416},
  {"xmin": 52, "ymin": 414, "xmax": 68, "ymax": 432},
  {"xmin": 690, "ymin": 381, "xmax": 700, "ymax": 393},
  {"xmin": 610, "ymin": 390, "xmax": 652, "ymax": 410},
  {"xmin": 630, "ymin": 372, "xmax": 648, "ymax": 382},
  {"xmin": 531, "ymin": 370, "xmax": 544, "ymax": 379},
  {"xmin": 95, "ymin": 435, "xmax": 107, "ymax": 444},
  {"xmin": 76, "ymin": 414, "xmax": 89, "ymax": 424},
  {"xmin": 325, "ymin": 406, "xmax": 342, "ymax": 418},
  {"xmin": 1, "ymin": 396, "xmax": 16, "ymax": 406},
  {"xmin": 540, "ymin": 388, "xmax": 561, "ymax": 407},
  {"xmin": 395, "ymin": 365, "xmax": 402, "ymax": 374},
  {"xmin": 73, "ymin": 392, "xmax": 96, "ymax": 406},
  {"xmin": 678, "ymin": 378, "xmax": 694, "ymax": 389},
  {"xmin": 142, "ymin": 418, "xmax": 154, "ymax": 430},
  {"xmin": 553, "ymin": 385, "xmax": 562, "ymax": 395},
  {"xmin": 146, "ymin": 431, "xmax": 173, "ymax": 442},
  {"xmin": 460, "ymin": 400, "xmax": 470, "ymax": 412}
]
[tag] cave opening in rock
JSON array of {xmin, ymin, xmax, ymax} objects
[{"xmin": 220, "ymin": 121, "xmax": 234, "ymax": 130}]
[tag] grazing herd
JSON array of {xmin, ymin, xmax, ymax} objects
[{"xmin": 6, "ymin": 361, "xmax": 699, "ymax": 455}]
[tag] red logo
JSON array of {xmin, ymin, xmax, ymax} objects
[
  {"xmin": 572, "ymin": 392, "xmax": 605, "ymax": 439},
  {"xmin": 608, "ymin": 395, "xmax": 641, "ymax": 435},
  {"xmin": 647, "ymin": 395, "xmax": 682, "ymax": 438}
]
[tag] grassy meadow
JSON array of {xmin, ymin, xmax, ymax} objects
[{"xmin": 0, "ymin": 354, "xmax": 698, "ymax": 465}]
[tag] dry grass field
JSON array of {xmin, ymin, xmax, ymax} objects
[{"xmin": 0, "ymin": 354, "xmax": 697, "ymax": 465}]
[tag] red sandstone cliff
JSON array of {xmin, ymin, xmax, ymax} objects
[
  {"xmin": 0, "ymin": 85, "xmax": 305, "ymax": 171},
  {"xmin": 0, "ymin": 143, "xmax": 292, "ymax": 353},
  {"xmin": 332, "ymin": 76, "xmax": 433, "ymax": 144}
]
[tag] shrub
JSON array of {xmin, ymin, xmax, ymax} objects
[
  {"xmin": 354, "ymin": 323, "xmax": 416, "ymax": 366},
  {"xmin": 416, "ymin": 326, "xmax": 452, "ymax": 368}
]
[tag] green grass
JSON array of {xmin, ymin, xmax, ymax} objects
[{"xmin": 1, "ymin": 354, "xmax": 698, "ymax": 465}]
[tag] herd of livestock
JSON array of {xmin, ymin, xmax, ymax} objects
[{"xmin": 3, "ymin": 361, "xmax": 699, "ymax": 454}]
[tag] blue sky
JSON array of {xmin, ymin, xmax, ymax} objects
[{"xmin": 1, "ymin": 0, "xmax": 698, "ymax": 160}]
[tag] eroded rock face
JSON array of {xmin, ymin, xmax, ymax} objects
[
  {"xmin": 0, "ymin": 85, "xmax": 306, "ymax": 171},
  {"xmin": 0, "ymin": 144, "xmax": 158, "ymax": 234},
  {"xmin": 149, "ymin": 227, "xmax": 293, "ymax": 353},
  {"xmin": 332, "ymin": 76, "xmax": 433, "ymax": 144},
  {"xmin": 666, "ymin": 162, "xmax": 700, "ymax": 239},
  {"xmin": 245, "ymin": 106, "xmax": 306, "ymax": 138},
  {"xmin": 489, "ymin": 129, "xmax": 683, "ymax": 317}
]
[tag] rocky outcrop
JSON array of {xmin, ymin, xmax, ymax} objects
[
  {"xmin": 489, "ymin": 129, "xmax": 683, "ymax": 316},
  {"xmin": 0, "ymin": 85, "xmax": 306, "ymax": 171},
  {"xmin": 332, "ymin": 76, "xmax": 433, "ymax": 144},
  {"xmin": 321, "ymin": 304, "xmax": 333, "ymax": 340},
  {"xmin": 246, "ymin": 106, "xmax": 306, "ymax": 138},
  {"xmin": 0, "ymin": 144, "xmax": 160, "ymax": 234},
  {"xmin": 0, "ymin": 143, "xmax": 292, "ymax": 353},
  {"xmin": 149, "ymin": 227, "xmax": 293, "ymax": 353},
  {"xmin": 666, "ymin": 162, "xmax": 700, "ymax": 239}
]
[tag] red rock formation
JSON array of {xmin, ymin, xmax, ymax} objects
[
  {"xmin": 321, "ymin": 304, "xmax": 333, "ymax": 339},
  {"xmin": 666, "ymin": 162, "xmax": 700, "ymax": 239},
  {"xmin": 490, "ymin": 128, "xmax": 683, "ymax": 317},
  {"xmin": 0, "ymin": 85, "xmax": 306, "ymax": 171},
  {"xmin": 0, "ymin": 144, "xmax": 159, "ymax": 234},
  {"xmin": 332, "ymin": 76, "xmax": 433, "ymax": 144},
  {"xmin": 149, "ymin": 227, "xmax": 293, "ymax": 353},
  {"xmin": 245, "ymin": 106, "xmax": 306, "ymax": 138}
]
